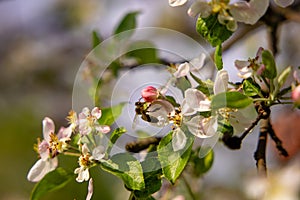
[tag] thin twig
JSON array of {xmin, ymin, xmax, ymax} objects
[
  {"xmin": 254, "ymin": 117, "xmax": 269, "ymax": 177},
  {"xmin": 267, "ymin": 121, "xmax": 289, "ymax": 157},
  {"xmin": 182, "ymin": 174, "xmax": 196, "ymax": 200}
]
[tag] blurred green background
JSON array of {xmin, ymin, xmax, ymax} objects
[{"xmin": 1, "ymin": 0, "xmax": 300, "ymax": 199}]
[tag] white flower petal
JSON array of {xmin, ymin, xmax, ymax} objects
[
  {"xmin": 174, "ymin": 62, "xmax": 190, "ymax": 78},
  {"xmin": 184, "ymin": 88, "xmax": 211, "ymax": 112},
  {"xmin": 91, "ymin": 107, "xmax": 102, "ymax": 119},
  {"xmin": 43, "ymin": 117, "xmax": 55, "ymax": 142},
  {"xmin": 57, "ymin": 126, "xmax": 72, "ymax": 139},
  {"xmin": 214, "ymin": 69, "xmax": 229, "ymax": 94},
  {"xmin": 82, "ymin": 144, "xmax": 90, "ymax": 155},
  {"xmin": 95, "ymin": 125, "xmax": 110, "ymax": 134},
  {"xmin": 274, "ymin": 0, "xmax": 294, "ymax": 7},
  {"xmin": 188, "ymin": 1, "xmax": 212, "ymax": 17},
  {"xmin": 38, "ymin": 140, "xmax": 49, "ymax": 160},
  {"xmin": 198, "ymin": 133, "xmax": 220, "ymax": 158},
  {"xmin": 75, "ymin": 168, "xmax": 90, "ymax": 182},
  {"xmin": 169, "ymin": 0, "xmax": 188, "ymax": 7},
  {"xmin": 186, "ymin": 116, "xmax": 218, "ymax": 138},
  {"xmin": 82, "ymin": 107, "xmax": 90, "ymax": 116},
  {"xmin": 92, "ymin": 145, "xmax": 105, "ymax": 161},
  {"xmin": 79, "ymin": 119, "xmax": 91, "ymax": 136},
  {"xmin": 189, "ymin": 53, "xmax": 206, "ymax": 71},
  {"xmin": 172, "ymin": 128, "xmax": 187, "ymax": 151},
  {"xmin": 229, "ymin": 104, "xmax": 258, "ymax": 134},
  {"xmin": 230, "ymin": 0, "xmax": 269, "ymax": 25},
  {"xmin": 27, "ymin": 158, "xmax": 58, "ymax": 182},
  {"xmin": 181, "ymin": 99, "xmax": 197, "ymax": 116},
  {"xmin": 86, "ymin": 178, "xmax": 93, "ymax": 200},
  {"xmin": 235, "ymin": 60, "xmax": 250, "ymax": 71}
]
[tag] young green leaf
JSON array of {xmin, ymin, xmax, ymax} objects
[
  {"xmin": 165, "ymin": 95, "xmax": 180, "ymax": 107},
  {"xmin": 126, "ymin": 41, "xmax": 158, "ymax": 64},
  {"xmin": 114, "ymin": 11, "xmax": 140, "ymax": 38},
  {"xmin": 157, "ymin": 132, "xmax": 194, "ymax": 184},
  {"xmin": 106, "ymin": 127, "xmax": 127, "ymax": 154},
  {"xmin": 243, "ymin": 78, "xmax": 262, "ymax": 97},
  {"xmin": 175, "ymin": 77, "xmax": 192, "ymax": 95},
  {"xmin": 277, "ymin": 66, "xmax": 292, "ymax": 90},
  {"xmin": 214, "ymin": 44, "xmax": 223, "ymax": 70},
  {"xmin": 190, "ymin": 148, "xmax": 214, "ymax": 177},
  {"xmin": 211, "ymin": 91, "xmax": 253, "ymax": 110},
  {"xmin": 101, "ymin": 153, "xmax": 145, "ymax": 190},
  {"xmin": 92, "ymin": 30, "xmax": 102, "ymax": 48},
  {"xmin": 98, "ymin": 102, "xmax": 126, "ymax": 126},
  {"xmin": 133, "ymin": 156, "xmax": 162, "ymax": 198},
  {"xmin": 261, "ymin": 50, "xmax": 277, "ymax": 79},
  {"xmin": 190, "ymin": 72, "xmax": 214, "ymax": 96},
  {"xmin": 196, "ymin": 14, "xmax": 233, "ymax": 47},
  {"xmin": 30, "ymin": 168, "xmax": 73, "ymax": 200}
]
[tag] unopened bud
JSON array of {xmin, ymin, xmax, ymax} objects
[{"xmin": 141, "ymin": 86, "xmax": 159, "ymax": 102}]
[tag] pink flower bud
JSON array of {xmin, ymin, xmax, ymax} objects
[
  {"xmin": 141, "ymin": 86, "xmax": 158, "ymax": 102},
  {"xmin": 292, "ymin": 85, "xmax": 300, "ymax": 105}
]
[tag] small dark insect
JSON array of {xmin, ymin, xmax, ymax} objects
[
  {"xmin": 135, "ymin": 101, "xmax": 152, "ymax": 122},
  {"xmin": 125, "ymin": 137, "xmax": 161, "ymax": 153}
]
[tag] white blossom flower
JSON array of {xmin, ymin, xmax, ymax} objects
[
  {"xmin": 170, "ymin": 0, "xmax": 269, "ymax": 31},
  {"xmin": 173, "ymin": 53, "xmax": 211, "ymax": 80},
  {"xmin": 27, "ymin": 117, "xmax": 72, "ymax": 182},
  {"xmin": 78, "ymin": 107, "xmax": 110, "ymax": 136},
  {"xmin": 181, "ymin": 69, "xmax": 228, "ymax": 115},
  {"xmin": 235, "ymin": 47, "xmax": 264, "ymax": 79},
  {"xmin": 74, "ymin": 144, "xmax": 93, "ymax": 182}
]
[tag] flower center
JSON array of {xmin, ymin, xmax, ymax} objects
[
  {"xmin": 49, "ymin": 133, "xmax": 64, "ymax": 158},
  {"xmin": 79, "ymin": 153, "xmax": 92, "ymax": 169}
]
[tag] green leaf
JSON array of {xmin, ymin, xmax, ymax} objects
[
  {"xmin": 217, "ymin": 120, "xmax": 234, "ymax": 136},
  {"xmin": 133, "ymin": 155, "xmax": 162, "ymax": 198},
  {"xmin": 214, "ymin": 45, "xmax": 223, "ymax": 70},
  {"xmin": 196, "ymin": 14, "xmax": 233, "ymax": 47},
  {"xmin": 108, "ymin": 61, "xmax": 121, "ymax": 77},
  {"xmin": 98, "ymin": 103, "xmax": 126, "ymax": 126},
  {"xmin": 261, "ymin": 50, "xmax": 277, "ymax": 79},
  {"xmin": 107, "ymin": 127, "xmax": 127, "ymax": 154},
  {"xmin": 277, "ymin": 66, "xmax": 292, "ymax": 90},
  {"xmin": 190, "ymin": 148, "xmax": 214, "ymax": 177},
  {"xmin": 30, "ymin": 168, "xmax": 73, "ymax": 200},
  {"xmin": 175, "ymin": 77, "xmax": 192, "ymax": 95},
  {"xmin": 211, "ymin": 91, "xmax": 253, "ymax": 110},
  {"xmin": 101, "ymin": 153, "xmax": 145, "ymax": 190},
  {"xmin": 243, "ymin": 78, "xmax": 262, "ymax": 97},
  {"xmin": 114, "ymin": 11, "xmax": 140, "ymax": 38},
  {"xmin": 165, "ymin": 95, "xmax": 180, "ymax": 107},
  {"xmin": 92, "ymin": 30, "xmax": 102, "ymax": 48},
  {"xmin": 190, "ymin": 72, "xmax": 214, "ymax": 96},
  {"xmin": 157, "ymin": 132, "xmax": 194, "ymax": 184},
  {"xmin": 126, "ymin": 41, "xmax": 158, "ymax": 64}
]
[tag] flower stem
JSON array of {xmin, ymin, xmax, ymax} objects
[
  {"xmin": 63, "ymin": 152, "xmax": 81, "ymax": 157},
  {"xmin": 182, "ymin": 174, "xmax": 196, "ymax": 200}
]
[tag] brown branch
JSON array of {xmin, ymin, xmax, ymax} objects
[
  {"xmin": 268, "ymin": 121, "xmax": 289, "ymax": 157},
  {"xmin": 254, "ymin": 117, "xmax": 269, "ymax": 177}
]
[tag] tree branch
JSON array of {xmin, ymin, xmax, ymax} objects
[{"xmin": 254, "ymin": 117, "xmax": 269, "ymax": 177}]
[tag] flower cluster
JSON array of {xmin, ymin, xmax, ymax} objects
[{"xmin": 27, "ymin": 107, "xmax": 110, "ymax": 182}]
